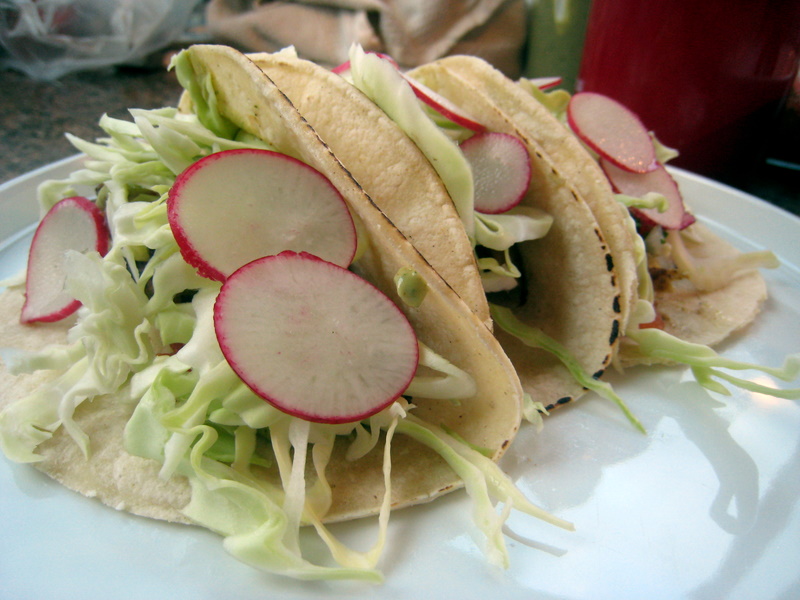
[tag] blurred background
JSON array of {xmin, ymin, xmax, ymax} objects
[{"xmin": 0, "ymin": 0, "xmax": 797, "ymax": 214}]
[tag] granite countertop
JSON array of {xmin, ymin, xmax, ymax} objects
[
  {"xmin": 0, "ymin": 65, "xmax": 183, "ymax": 186},
  {"xmin": 1, "ymin": 63, "xmax": 798, "ymax": 217}
]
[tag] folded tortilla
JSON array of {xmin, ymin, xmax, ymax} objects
[
  {"xmin": 391, "ymin": 57, "xmax": 624, "ymax": 409},
  {"xmin": 247, "ymin": 49, "xmax": 491, "ymax": 328},
  {"xmin": 407, "ymin": 55, "xmax": 770, "ymax": 370},
  {"xmin": 0, "ymin": 44, "xmax": 525, "ymax": 542},
  {"xmin": 617, "ymin": 222, "xmax": 768, "ymax": 366},
  {"xmin": 246, "ymin": 49, "xmax": 625, "ymax": 411}
]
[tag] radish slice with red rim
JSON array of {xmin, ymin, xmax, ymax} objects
[
  {"xmin": 601, "ymin": 158, "xmax": 694, "ymax": 230},
  {"xmin": 21, "ymin": 196, "xmax": 110, "ymax": 324},
  {"xmin": 336, "ymin": 53, "xmax": 486, "ymax": 132},
  {"xmin": 214, "ymin": 251, "xmax": 419, "ymax": 424},
  {"xmin": 460, "ymin": 132, "xmax": 531, "ymax": 214},
  {"xmin": 168, "ymin": 148, "xmax": 357, "ymax": 282},
  {"xmin": 568, "ymin": 92, "xmax": 658, "ymax": 174},
  {"xmin": 331, "ymin": 52, "xmax": 398, "ymax": 75},
  {"xmin": 527, "ymin": 76, "xmax": 563, "ymax": 90},
  {"xmin": 404, "ymin": 75, "xmax": 487, "ymax": 133}
]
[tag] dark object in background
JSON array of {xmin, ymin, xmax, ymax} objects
[{"xmin": 577, "ymin": 0, "xmax": 800, "ymax": 185}]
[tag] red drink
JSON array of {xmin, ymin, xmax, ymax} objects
[{"xmin": 577, "ymin": 0, "xmax": 800, "ymax": 179}]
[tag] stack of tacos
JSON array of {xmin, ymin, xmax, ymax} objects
[
  {"xmin": 1, "ymin": 42, "xmax": 795, "ymax": 585},
  {"xmin": 245, "ymin": 44, "xmax": 796, "ymax": 419},
  {"xmin": 251, "ymin": 47, "xmax": 624, "ymax": 412},
  {"xmin": 401, "ymin": 54, "xmax": 783, "ymax": 377},
  {"xmin": 0, "ymin": 45, "xmax": 568, "ymax": 582}
]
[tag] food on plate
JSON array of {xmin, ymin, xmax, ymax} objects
[
  {"xmin": 403, "ymin": 53, "xmax": 800, "ymax": 404},
  {"xmin": 270, "ymin": 44, "xmax": 797, "ymax": 418},
  {"xmin": 252, "ymin": 46, "xmax": 626, "ymax": 419},
  {"xmin": 236, "ymin": 47, "xmax": 492, "ymax": 328},
  {"xmin": 0, "ymin": 44, "xmax": 572, "ymax": 583}
]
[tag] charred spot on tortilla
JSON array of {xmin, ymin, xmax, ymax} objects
[
  {"xmin": 613, "ymin": 295, "xmax": 621, "ymax": 314},
  {"xmin": 566, "ymin": 185, "xmax": 580, "ymax": 203},
  {"xmin": 550, "ymin": 397, "xmax": 574, "ymax": 410},
  {"xmin": 592, "ymin": 369, "xmax": 605, "ymax": 379},
  {"xmin": 605, "ymin": 253, "xmax": 614, "ymax": 272},
  {"xmin": 609, "ymin": 319, "xmax": 620, "ymax": 345}
]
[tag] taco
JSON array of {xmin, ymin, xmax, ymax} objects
[
  {"xmin": 0, "ymin": 44, "xmax": 569, "ymax": 582},
  {"xmin": 243, "ymin": 48, "xmax": 491, "ymax": 329},
  {"xmin": 406, "ymin": 57, "xmax": 772, "ymax": 352},
  {"xmin": 251, "ymin": 46, "xmax": 624, "ymax": 413},
  {"xmin": 406, "ymin": 54, "xmax": 798, "ymax": 402}
]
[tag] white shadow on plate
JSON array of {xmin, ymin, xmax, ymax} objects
[
  {"xmin": 689, "ymin": 430, "xmax": 800, "ymax": 599},
  {"xmin": 654, "ymin": 381, "xmax": 759, "ymax": 534},
  {"xmin": 503, "ymin": 367, "xmax": 760, "ymax": 535}
]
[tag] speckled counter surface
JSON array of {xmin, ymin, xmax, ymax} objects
[
  {"xmin": 1, "ymin": 64, "xmax": 798, "ymax": 216},
  {"xmin": 0, "ymin": 66, "xmax": 182, "ymax": 186}
]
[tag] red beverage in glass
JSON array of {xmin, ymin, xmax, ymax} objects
[{"xmin": 577, "ymin": 0, "xmax": 800, "ymax": 179}]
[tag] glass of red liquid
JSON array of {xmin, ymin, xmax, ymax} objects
[{"xmin": 576, "ymin": 0, "xmax": 800, "ymax": 181}]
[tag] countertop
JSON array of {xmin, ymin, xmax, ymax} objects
[
  {"xmin": 1, "ymin": 65, "xmax": 183, "ymax": 187},
  {"xmin": 1, "ymin": 64, "xmax": 798, "ymax": 217}
]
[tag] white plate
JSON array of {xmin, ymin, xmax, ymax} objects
[{"xmin": 1, "ymin": 159, "xmax": 799, "ymax": 600}]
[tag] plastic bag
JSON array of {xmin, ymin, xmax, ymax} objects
[{"xmin": 0, "ymin": 0, "xmax": 203, "ymax": 80}]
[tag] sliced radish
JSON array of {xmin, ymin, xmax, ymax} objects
[
  {"xmin": 527, "ymin": 76, "xmax": 563, "ymax": 90},
  {"xmin": 638, "ymin": 312, "xmax": 665, "ymax": 330},
  {"xmin": 21, "ymin": 196, "xmax": 109, "ymax": 324},
  {"xmin": 568, "ymin": 92, "xmax": 658, "ymax": 174},
  {"xmin": 678, "ymin": 209, "xmax": 697, "ymax": 230},
  {"xmin": 460, "ymin": 132, "xmax": 531, "ymax": 214},
  {"xmin": 404, "ymin": 75, "xmax": 486, "ymax": 133},
  {"xmin": 331, "ymin": 60, "xmax": 351, "ymax": 75},
  {"xmin": 601, "ymin": 158, "xmax": 694, "ymax": 230},
  {"xmin": 331, "ymin": 52, "xmax": 398, "ymax": 75},
  {"xmin": 214, "ymin": 251, "xmax": 419, "ymax": 424},
  {"xmin": 168, "ymin": 149, "xmax": 357, "ymax": 282},
  {"xmin": 334, "ymin": 53, "xmax": 486, "ymax": 132}
]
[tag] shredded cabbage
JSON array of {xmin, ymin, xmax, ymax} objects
[
  {"xmin": 348, "ymin": 45, "xmax": 475, "ymax": 239},
  {"xmin": 0, "ymin": 49, "xmax": 566, "ymax": 582},
  {"xmin": 625, "ymin": 300, "xmax": 800, "ymax": 399},
  {"xmin": 490, "ymin": 304, "xmax": 646, "ymax": 433},
  {"xmin": 347, "ymin": 48, "xmax": 554, "ymax": 293},
  {"xmin": 664, "ymin": 228, "xmax": 780, "ymax": 292},
  {"xmin": 396, "ymin": 415, "xmax": 573, "ymax": 568}
]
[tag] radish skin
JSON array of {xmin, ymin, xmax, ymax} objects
[
  {"xmin": 21, "ymin": 196, "xmax": 109, "ymax": 324},
  {"xmin": 405, "ymin": 75, "xmax": 487, "ymax": 133},
  {"xmin": 601, "ymin": 159, "xmax": 694, "ymax": 230},
  {"xmin": 214, "ymin": 251, "xmax": 419, "ymax": 424},
  {"xmin": 168, "ymin": 149, "xmax": 357, "ymax": 282},
  {"xmin": 568, "ymin": 92, "xmax": 658, "ymax": 174}
]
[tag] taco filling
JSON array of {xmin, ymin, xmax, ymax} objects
[
  {"xmin": 0, "ymin": 45, "xmax": 571, "ymax": 583},
  {"xmin": 247, "ymin": 46, "xmax": 625, "ymax": 421},
  {"xmin": 410, "ymin": 54, "xmax": 800, "ymax": 406}
]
